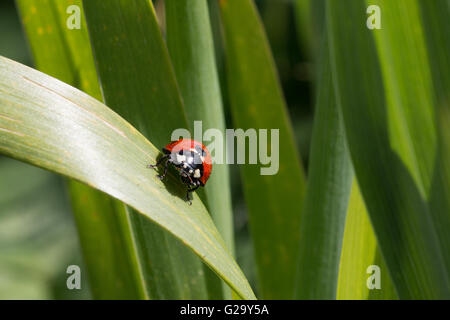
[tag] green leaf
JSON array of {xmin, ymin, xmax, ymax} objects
[
  {"xmin": 219, "ymin": 0, "xmax": 306, "ymax": 298},
  {"xmin": 294, "ymin": 39, "xmax": 352, "ymax": 299},
  {"xmin": 419, "ymin": 0, "xmax": 450, "ymax": 274},
  {"xmin": 0, "ymin": 56, "xmax": 255, "ymax": 300},
  {"xmin": 292, "ymin": 15, "xmax": 397, "ymax": 299},
  {"xmin": 165, "ymin": 0, "xmax": 233, "ymax": 253},
  {"xmin": 81, "ymin": 0, "xmax": 225, "ymax": 299},
  {"xmin": 16, "ymin": 0, "xmax": 146, "ymax": 299},
  {"xmin": 328, "ymin": 0, "xmax": 450, "ymax": 298},
  {"xmin": 68, "ymin": 182, "xmax": 147, "ymax": 298},
  {"xmin": 293, "ymin": 0, "xmax": 325, "ymax": 60},
  {"xmin": 165, "ymin": 0, "xmax": 235, "ymax": 299},
  {"xmin": 292, "ymin": 1, "xmax": 395, "ymax": 300},
  {"xmin": 337, "ymin": 180, "xmax": 397, "ymax": 300}
]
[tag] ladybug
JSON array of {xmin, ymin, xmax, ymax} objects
[{"xmin": 147, "ymin": 139, "xmax": 212, "ymax": 204}]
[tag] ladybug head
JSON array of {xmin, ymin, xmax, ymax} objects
[{"xmin": 168, "ymin": 147, "xmax": 205, "ymax": 187}]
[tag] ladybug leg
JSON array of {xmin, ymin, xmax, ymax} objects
[
  {"xmin": 186, "ymin": 192, "xmax": 192, "ymax": 206},
  {"xmin": 185, "ymin": 189, "xmax": 193, "ymax": 205},
  {"xmin": 156, "ymin": 158, "xmax": 170, "ymax": 180},
  {"xmin": 147, "ymin": 154, "xmax": 169, "ymax": 169},
  {"xmin": 185, "ymin": 184, "xmax": 200, "ymax": 205},
  {"xmin": 188, "ymin": 185, "xmax": 200, "ymax": 192}
]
